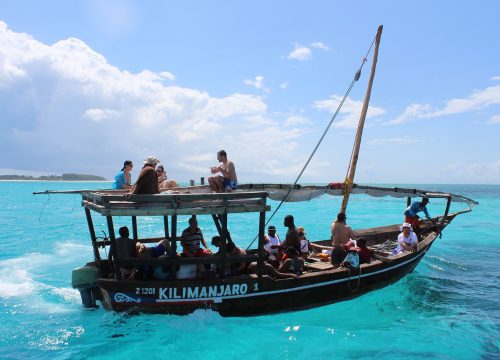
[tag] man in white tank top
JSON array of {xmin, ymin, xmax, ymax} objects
[{"xmin": 264, "ymin": 225, "xmax": 281, "ymax": 254}]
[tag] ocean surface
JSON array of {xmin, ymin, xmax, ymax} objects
[{"xmin": 0, "ymin": 182, "xmax": 498, "ymax": 359}]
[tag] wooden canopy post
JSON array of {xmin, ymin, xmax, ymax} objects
[
  {"xmin": 170, "ymin": 214, "xmax": 177, "ymax": 279},
  {"xmin": 340, "ymin": 25, "xmax": 383, "ymax": 214},
  {"xmin": 84, "ymin": 207, "xmax": 101, "ymax": 262},
  {"xmin": 257, "ymin": 210, "xmax": 266, "ymax": 278},
  {"xmin": 163, "ymin": 216, "xmax": 170, "ymax": 239},
  {"xmin": 106, "ymin": 215, "xmax": 121, "ymax": 280},
  {"xmin": 212, "ymin": 214, "xmax": 234, "ymax": 244},
  {"xmin": 219, "ymin": 213, "xmax": 228, "ymax": 279},
  {"xmin": 131, "ymin": 216, "xmax": 138, "ymax": 240}
]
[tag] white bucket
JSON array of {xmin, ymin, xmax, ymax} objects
[{"xmin": 177, "ymin": 264, "xmax": 197, "ymax": 279}]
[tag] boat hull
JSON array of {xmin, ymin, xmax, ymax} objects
[{"xmin": 96, "ymin": 245, "xmax": 429, "ymax": 316}]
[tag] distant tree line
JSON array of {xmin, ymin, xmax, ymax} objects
[{"xmin": 0, "ymin": 173, "xmax": 107, "ymax": 181}]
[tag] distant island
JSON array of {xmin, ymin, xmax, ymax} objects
[{"xmin": 0, "ymin": 173, "xmax": 107, "ymax": 181}]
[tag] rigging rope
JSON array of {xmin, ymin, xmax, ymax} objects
[{"xmin": 246, "ymin": 35, "xmax": 378, "ymax": 250}]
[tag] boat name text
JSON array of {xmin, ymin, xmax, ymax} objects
[{"xmin": 154, "ymin": 283, "xmax": 249, "ymax": 300}]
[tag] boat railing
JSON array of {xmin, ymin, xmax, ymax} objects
[
  {"xmin": 82, "ymin": 190, "xmax": 270, "ymax": 216},
  {"xmin": 114, "ymin": 254, "xmax": 259, "ymax": 268}
]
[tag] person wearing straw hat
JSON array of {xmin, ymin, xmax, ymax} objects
[
  {"xmin": 129, "ymin": 156, "xmax": 161, "ymax": 195},
  {"xmin": 392, "ymin": 223, "xmax": 418, "ymax": 255}
]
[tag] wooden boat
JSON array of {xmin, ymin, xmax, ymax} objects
[
  {"xmin": 44, "ymin": 26, "xmax": 477, "ymax": 316},
  {"xmin": 71, "ymin": 184, "xmax": 476, "ymax": 316}
]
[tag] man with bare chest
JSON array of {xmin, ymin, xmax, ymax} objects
[{"xmin": 208, "ymin": 150, "xmax": 238, "ymax": 192}]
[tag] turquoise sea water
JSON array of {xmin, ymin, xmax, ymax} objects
[{"xmin": 0, "ymin": 182, "xmax": 498, "ymax": 359}]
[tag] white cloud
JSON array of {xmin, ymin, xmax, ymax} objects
[
  {"xmin": 288, "ymin": 45, "xmax": 312, "ymax": 61},
  {"xmin": 83, "ymin": 108, "xmax": 121, "ymax": 122},
  {"xmin": 387, "ymin": 85, "xmax": 500, "ymax": 125},
  {"xmin": 0, "ymin": 22, "xmax": 318, "ymax": 182},
  {"xmin": 367, "ymin": 137, "xmax": 421, "ymax": 145},
  {"xmin": 385, "ymin": 104, "xmax": 432, "ymax": 125},
  {"xmin": 287, "ymin": 42, "xmax": 329, "ymax": 62},
  {"xmin": 488, "ymin": 114, "xmax": 500, "ymax": 124},
  {"xmin": 285, "ymin": 115, "xmax": 311, "ymax": 126},
  {"xmin": 490, "ymin": 76, "xmax": 500, "ymax": 81},
  {"xmin": 159, "ymin": 71, "xmax": 175, "ymax": 81},
  {"xmin": 313, "ymin": 95, "xmax": 386, "ymax": 128},
  {"xmin": 311, "ymin": 42, "xmax": 329, "ymax": 51},
  {"xmin": 441, "ymin": 159, "xmax": 500, "ymax": 183},
  {"xmin": 427, "ymin": 86, "xmax": 500, "ymax": 117},
  {"xmin": 280, "ymin": 81, "xmax": 290, "ymax": 89},
  {"xmin": 244, "ymin": 75, "xmax": 265, "ymax": 90}
]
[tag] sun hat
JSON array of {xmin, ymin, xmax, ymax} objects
[
  {"xmin": 144, "ymin": 156, "xmax": 161, "ymax": 165},
  {"xmin": 400, "ymin": 223, "xmax": 413, "ymax": 231},
  {"xmin": 297, "ymin": 226, "xmax": 306, "ymax": 235}
]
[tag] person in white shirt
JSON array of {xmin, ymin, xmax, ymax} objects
[{"xmin": 392, "ymin": 223, "xmax": 418, "ymax": 255}]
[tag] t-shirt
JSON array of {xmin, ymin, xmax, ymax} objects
[
  {"xmin": 300, "ymin": 239, "xmax": 310, "ymax": 254},
  {"xmin": 358, "ymin": 247, "xmax": 371, "ymax": 263},
  {"xmin": 131, "ymin": 166, "xmax": 159, "ymax": 194},
  {"xmin": 180, "ymin": 227, "xmax": 204, "ymax": 253},
  {"xmin": 404, "ymin": 202, "xmax": 430, "ymax": 218},
  {"xmin": 264, "ymin": 234, "xmax": 281, "ymax": 254},
  {"xmin": 113, "ymin": 171, "xmax": 130, "ymax": 189},
  {"xmin": 109, "ymin": 236, "xmax": 136, "ymax": 270},
  {"xmin": 393, "ymin": 231, "xmax": 418, "ymax": 254}
]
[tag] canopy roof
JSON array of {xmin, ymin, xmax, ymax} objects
[{"xmin": 237, "ymin": 183, "xmax": 478, "ymax": 208}]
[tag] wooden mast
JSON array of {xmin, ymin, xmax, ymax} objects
[{"xmin": 340, "ymin": 25, "xmax": 383, "ymax": 214}]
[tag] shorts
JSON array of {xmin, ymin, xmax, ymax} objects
[
  {"xmin": 331, "ymin": 246, "xmax": 347, "ymax": 265},
  {"xmin": 223, "ymin": 178, "xmax": 237, "ymax": 190}
]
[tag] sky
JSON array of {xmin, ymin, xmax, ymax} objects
[{"xmin": 0, "ymin": 0, "xmax": 499, "ymax": 184}]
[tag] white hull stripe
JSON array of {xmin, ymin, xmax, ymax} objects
[{"xmin": 147, "ymin": 250, "xmax": 427, "ymax": 304}]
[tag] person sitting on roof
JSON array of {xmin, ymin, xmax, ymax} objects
[
  {"xmin": 108, "ymin": 226, "xmax": 137, "ymax": 279},
  {"xmin": 128, "ymin": 156, "xmax": 161, "ymax": 195},
  {"xmin": 156, "ymin": 164, "xmax": 178, "ymax": 190},
  {"xmin": 208, "ymin": 150, "xmax": 238, "ymax": 192},
  {"xmin": 404, "ymin": 197, "xmax": 431, "ymax": 230},
  {"xmin": 278, "ymin": 247, "xmax": 304, "ymax": 276},
  {"xmin": 180, "ymin": 217, "xmax": 212, "ymax": 257},
  {"xmin": 392, "ymin": 223, "xmax": 418, "ymax": 255},
  {"xmin": 113, "ymin": 160, "xmax": 133, "ymax": 190},
  {"xmin": 331, "ymin": 212, "xmax": 358, "ymax": 268}
]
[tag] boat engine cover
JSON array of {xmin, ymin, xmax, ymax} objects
[{"xmin": 72, "ymin": 265, "xmax": 99, "ymax": 288}]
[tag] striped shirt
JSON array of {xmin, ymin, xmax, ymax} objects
[{"xmin": 180, "ymin": 227, "xmax": 204, "ymax": 253}]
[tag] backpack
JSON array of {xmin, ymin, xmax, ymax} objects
[{"xmin": 342, "ymin": 251, "xmax": 359, "ymax": 269}]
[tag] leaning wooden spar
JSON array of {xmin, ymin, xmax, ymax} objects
[{"xmin": 36, "ymin": 26, "xmax": 477, "ymax": 316}]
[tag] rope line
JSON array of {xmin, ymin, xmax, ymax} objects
[{"xmin": 246, "ymin": 34, "xmax": 378, "ymax": 250}]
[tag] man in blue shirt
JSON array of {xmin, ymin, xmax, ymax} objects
[{"xmin": 404, "ymin": 197, "xmax": 431, "ymax": 230}]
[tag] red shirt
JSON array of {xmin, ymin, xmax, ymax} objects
[{"xmin": 358, "ymin": 247, "xmax": 371, "ymax": 263}]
